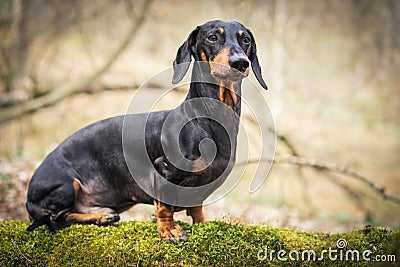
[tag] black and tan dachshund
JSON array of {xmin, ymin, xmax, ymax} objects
[{"xmin": 26, "ymin": 20, "xmax": 268, "ymax": 243}]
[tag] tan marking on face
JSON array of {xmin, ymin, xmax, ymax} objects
[
  {"xmin": 211, "ymin": 47, "xmax": 230, "ymax": 66},
  {"xmin": 210, "ymin": 47, "xmax": 231, "ymax": 78},
  {"xmin": 211, "ymin": 47, "xmax": 240, "ymax": 109},
  {"xmin": 218, "ymin": 27, "xmax": 224, "ymax": 34},
  {"xmin": 200, "ymin": 50, "xmax": 207, "ymax": 62},
  {"xmin": 238, "ymin": 30, "xmax": 244, "ymax": 36}
]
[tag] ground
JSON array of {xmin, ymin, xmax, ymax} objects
[{"xmin": 1, "ymin": 220, "xmax": 399, "ymax": 266}]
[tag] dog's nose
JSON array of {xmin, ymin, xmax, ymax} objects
[{"xmin": 229, "ymin": 56, "xmax": 250, "ymax": 73}]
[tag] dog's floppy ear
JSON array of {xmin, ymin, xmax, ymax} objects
[
  {"xmin": 172, "ymin": 26, "xmax": 200, "ymax": 84},
  {"xmin": 247, "ymin": 29, "xmax": 268, "ymax": 90}
]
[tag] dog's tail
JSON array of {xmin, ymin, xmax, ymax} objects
[{"xmin": 26, "ymin": 201, "xmax": 50, "ymax": 231}]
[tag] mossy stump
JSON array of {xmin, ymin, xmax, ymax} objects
[{"xmin": 1, "ymin": 220, "xmax": 399, "ymax": 266}]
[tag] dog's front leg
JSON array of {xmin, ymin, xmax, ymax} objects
[
  {"xmin": 186, "ymin": 206, "xmax": 205, "ymax": 224},
  {"xmin": 154, "ymin": 199, "xmax": 187, "ymax": 243}
]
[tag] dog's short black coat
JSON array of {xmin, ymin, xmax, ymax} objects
[{"xmin": 26, "ymin": 20, "xmax": 268, "ymax": 242}]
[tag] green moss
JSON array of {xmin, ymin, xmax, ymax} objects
[{"xmin": 0, "ymin": 220, "xmax": 398, "ymax": 266}]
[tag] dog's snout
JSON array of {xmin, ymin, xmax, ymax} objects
[{"xmin": 229, "ymin": 56, "xmax": 250, "ymax": 73}]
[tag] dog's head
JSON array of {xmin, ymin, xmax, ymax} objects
[{"xmin": 172, "ymin": 20, "xmax": 267, "ymax": 90}]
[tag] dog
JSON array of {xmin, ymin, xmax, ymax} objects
[{"xmin": 26, "ymin": 20, "xmax": 268, "ymax": 243}]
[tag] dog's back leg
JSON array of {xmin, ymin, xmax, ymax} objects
[
  {"xmin": 26, "ymin": 177, "xmax": 76, "ymax": 231},
  {"xmin": 27, "ymin": 178, "xmax": 119, "ymax": 231},
  {"xmin": 51, "ymin": 179, "xmax": 120, "ymax": 229}
]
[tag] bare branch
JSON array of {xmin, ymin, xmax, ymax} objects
[
  {"xmin": 236, "ymin": 155, "xmax": 400, "ymax": 205},
  {"xmin": 274, "ymin": 156, "xmax": 400, "ymax": 204}
]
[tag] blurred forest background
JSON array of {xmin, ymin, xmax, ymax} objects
[{"xmin": 0, "ymin": 0, "xmax": 399, "ymax": 232}]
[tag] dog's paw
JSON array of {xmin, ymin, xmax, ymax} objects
[
  {"xmin": 96, "ymin": 213, "xmax": 120, "ymax": 225},
  {"xmin": 158, "ymin": 222, "xmax": 187, "ymax": 243}
]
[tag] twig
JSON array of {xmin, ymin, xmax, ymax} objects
[
  {"xmin": 275, "ymin": 131, "xmax": 300, "ymax": 157},
  {"xmin": 236, "ymin": 155, "xmax": 400, "ymax": 205},
  {"xmin": 83, "ymin": 83, "xmax": 139, "ymax": 94},
  {"xmin": 324, "ymin": 172, "xmax": 373, "ymax": 217},
  {"xmin": 0, "ymin": 81, "xmax": 186, "ymax": 106},
  {"xmin": 274, "ymin": 156, "xmax": 400, "ymax": 204},
  {"xmin": 11, "ymin": 239, "xmax": 32, "ymax": 263}
]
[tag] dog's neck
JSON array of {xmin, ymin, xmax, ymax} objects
[
  {"xmin": 181, "ymin": 61, "xmax": 240, "ymax": 163},
  {"xmin": 185, "ymin": 62, "xmax": 242, "ymax": 116}
]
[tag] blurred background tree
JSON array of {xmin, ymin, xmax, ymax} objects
[
  {"xmin": 0, "ymin": 0, "xmax": 151, "ymax": 121},
  {"xmin": 0, "ymin": 0, "xmax": 88, "ymax": 101}
]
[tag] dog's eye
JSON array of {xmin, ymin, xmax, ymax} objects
[
  {"xmin": 243, "ymin": 37, "xmax": 251, "ymax": 44},
  {"xmin": 207, "ymin": 34, "xmax": 218, "ymax": 42}
]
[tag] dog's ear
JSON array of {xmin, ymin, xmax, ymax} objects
[
  {"xmin": 247, "ymin": 29, "xmax": 268, "ymax": 90},
  {"xmin": 172, "ymin": 26, "xmax": 200, "ymax": 84}
]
